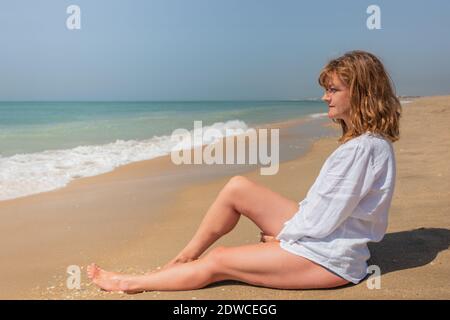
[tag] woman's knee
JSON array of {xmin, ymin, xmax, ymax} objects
[
  {"xmin": 206, "ymin": 246, "xmax": 227, "ymax": 259},
  {"xmin": 201, "ymin": 246, "xmax": 234, "ymax": 283},
  {"xmin": 205, "ymin": 246, "xmax": 229, "ymax": 270},
  {"xmin": 226, "ymin": 175, "xmax": 248, "ymax": 189},
  {"xmin": 223, "ymin": 175, "xmax": 253, "ymax": 199}
]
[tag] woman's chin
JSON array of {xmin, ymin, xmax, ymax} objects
[{"xmin": 327, "ymin": 111, "xmax": 342, "ymax": 121}]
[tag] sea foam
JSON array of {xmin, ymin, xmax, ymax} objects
[
  {"xmin": 309, "ymin": 112, "xmax": 328, "ymax": 119},
  {"xmin": 0, "ymin": 120, "xmax": 250, "ymax": 201}
]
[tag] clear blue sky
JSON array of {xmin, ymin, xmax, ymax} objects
[{"xmin": 1, "ymin": 0, "xmax": 449, "ymax": 101}]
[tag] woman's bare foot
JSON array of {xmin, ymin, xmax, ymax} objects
[{"xmin": 87, "ymin": 263, "xmax": 143, "ymax": 294}]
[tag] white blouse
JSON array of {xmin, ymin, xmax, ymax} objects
[{"xmin": 276, "ymin": 132, "xmax": 396, "ymax": 284}]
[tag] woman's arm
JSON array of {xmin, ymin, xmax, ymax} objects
[{"xmin": 276, "ymin": 142, "xmax": 376, "ymax": 242}]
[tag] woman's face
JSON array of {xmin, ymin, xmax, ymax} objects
[{"xmin": 321, "ymin": 73, "xmax": 351, "ymax": 127}]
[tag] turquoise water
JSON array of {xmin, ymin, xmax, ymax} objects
[
  {"xmin": 0, "ymin": 101, "xmax": 326, "ymax": 156},
  {"xmin": 0, "ymin": 100, "xmax": 329, "ymax": 201}
]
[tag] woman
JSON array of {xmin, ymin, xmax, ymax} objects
[{"xmin": 87, "ymin": 50, "xmax": 401, "ymax": 293}]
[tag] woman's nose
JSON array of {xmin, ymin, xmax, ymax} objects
[{"xmin": 322, "ymin": 93, "xmax": 330, "ymax": 102}]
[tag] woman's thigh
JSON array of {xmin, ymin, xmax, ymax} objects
[
  {"xmin": 226, "ymin": 176, "xmax": 299, "ymax": 237},
  {"xmin": 207, "ymin": 242, "xmax": 349, "ymax": 289}
]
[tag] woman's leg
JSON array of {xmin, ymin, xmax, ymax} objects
[
  {"xmin": 165, "ymin": 176, "xmax": 300, "ymax": 267},
  {"xmin": 87, "ymin": 242, "xmax": 349, "ymax": 293}
]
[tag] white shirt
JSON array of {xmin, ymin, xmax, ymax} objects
[{"xmin": 276, "ymin": 132, "xmax": 396, "ymax": 284}]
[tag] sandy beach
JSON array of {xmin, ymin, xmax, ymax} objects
[{"xmin": 1, "ymin": 96, "xmax": 449, "ymax": 300}]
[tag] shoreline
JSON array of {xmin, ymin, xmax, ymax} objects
[
  {"xmin": 1, "ymin": 95, "xmax": 449, "ymax": 299},
  {"xmin": 0, "ymin": 112, "xmax": 331, "ymax": 203}
]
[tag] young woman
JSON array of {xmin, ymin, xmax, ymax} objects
[{"xmin": 87, "ymin": 50, "xmax": 401, "ymax": 293}]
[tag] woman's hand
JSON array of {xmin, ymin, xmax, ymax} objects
[{"xmin": 259, "ymin": 232, "xmax": 280, "ymax": 243}]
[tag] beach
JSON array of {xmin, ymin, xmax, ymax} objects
[{"xmin": 0, "ymin": 96, "xmax": 449, "ymax": 299}]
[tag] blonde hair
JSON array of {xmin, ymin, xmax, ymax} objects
[{"xmin": 318, "ymin": 50, "xmax": 401, "ymax": 143}]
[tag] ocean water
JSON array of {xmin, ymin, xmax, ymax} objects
[{"xmin": 0, "ymin": 101, "xmax": 328, "ymax": 201}]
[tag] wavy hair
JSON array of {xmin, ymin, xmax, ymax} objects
[{"xmin": 318, "ymin": 50, "xmax": 401, "ymax": 143}]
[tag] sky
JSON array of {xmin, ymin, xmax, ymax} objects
[{"xmin": 0, "ymin": 0, "xmax": 449, "ymax": 101}]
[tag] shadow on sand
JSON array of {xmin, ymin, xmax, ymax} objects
[{"xmin": 367, "ymin": 227, "xmax": 450, "ymax": 275}]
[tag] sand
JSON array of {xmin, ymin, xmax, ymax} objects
[{"xmin": 1, "ymin": 96, "xmax": 449, "ymax": 299}]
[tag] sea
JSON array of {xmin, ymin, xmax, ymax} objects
[{"xmin": 0, "ymin": 100, "xmax": 331, "ymax": 201}]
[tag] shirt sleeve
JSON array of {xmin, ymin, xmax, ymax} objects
[{"xmin": 276, "ymin": 142, "xmax": 376, "ymax": 242}]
